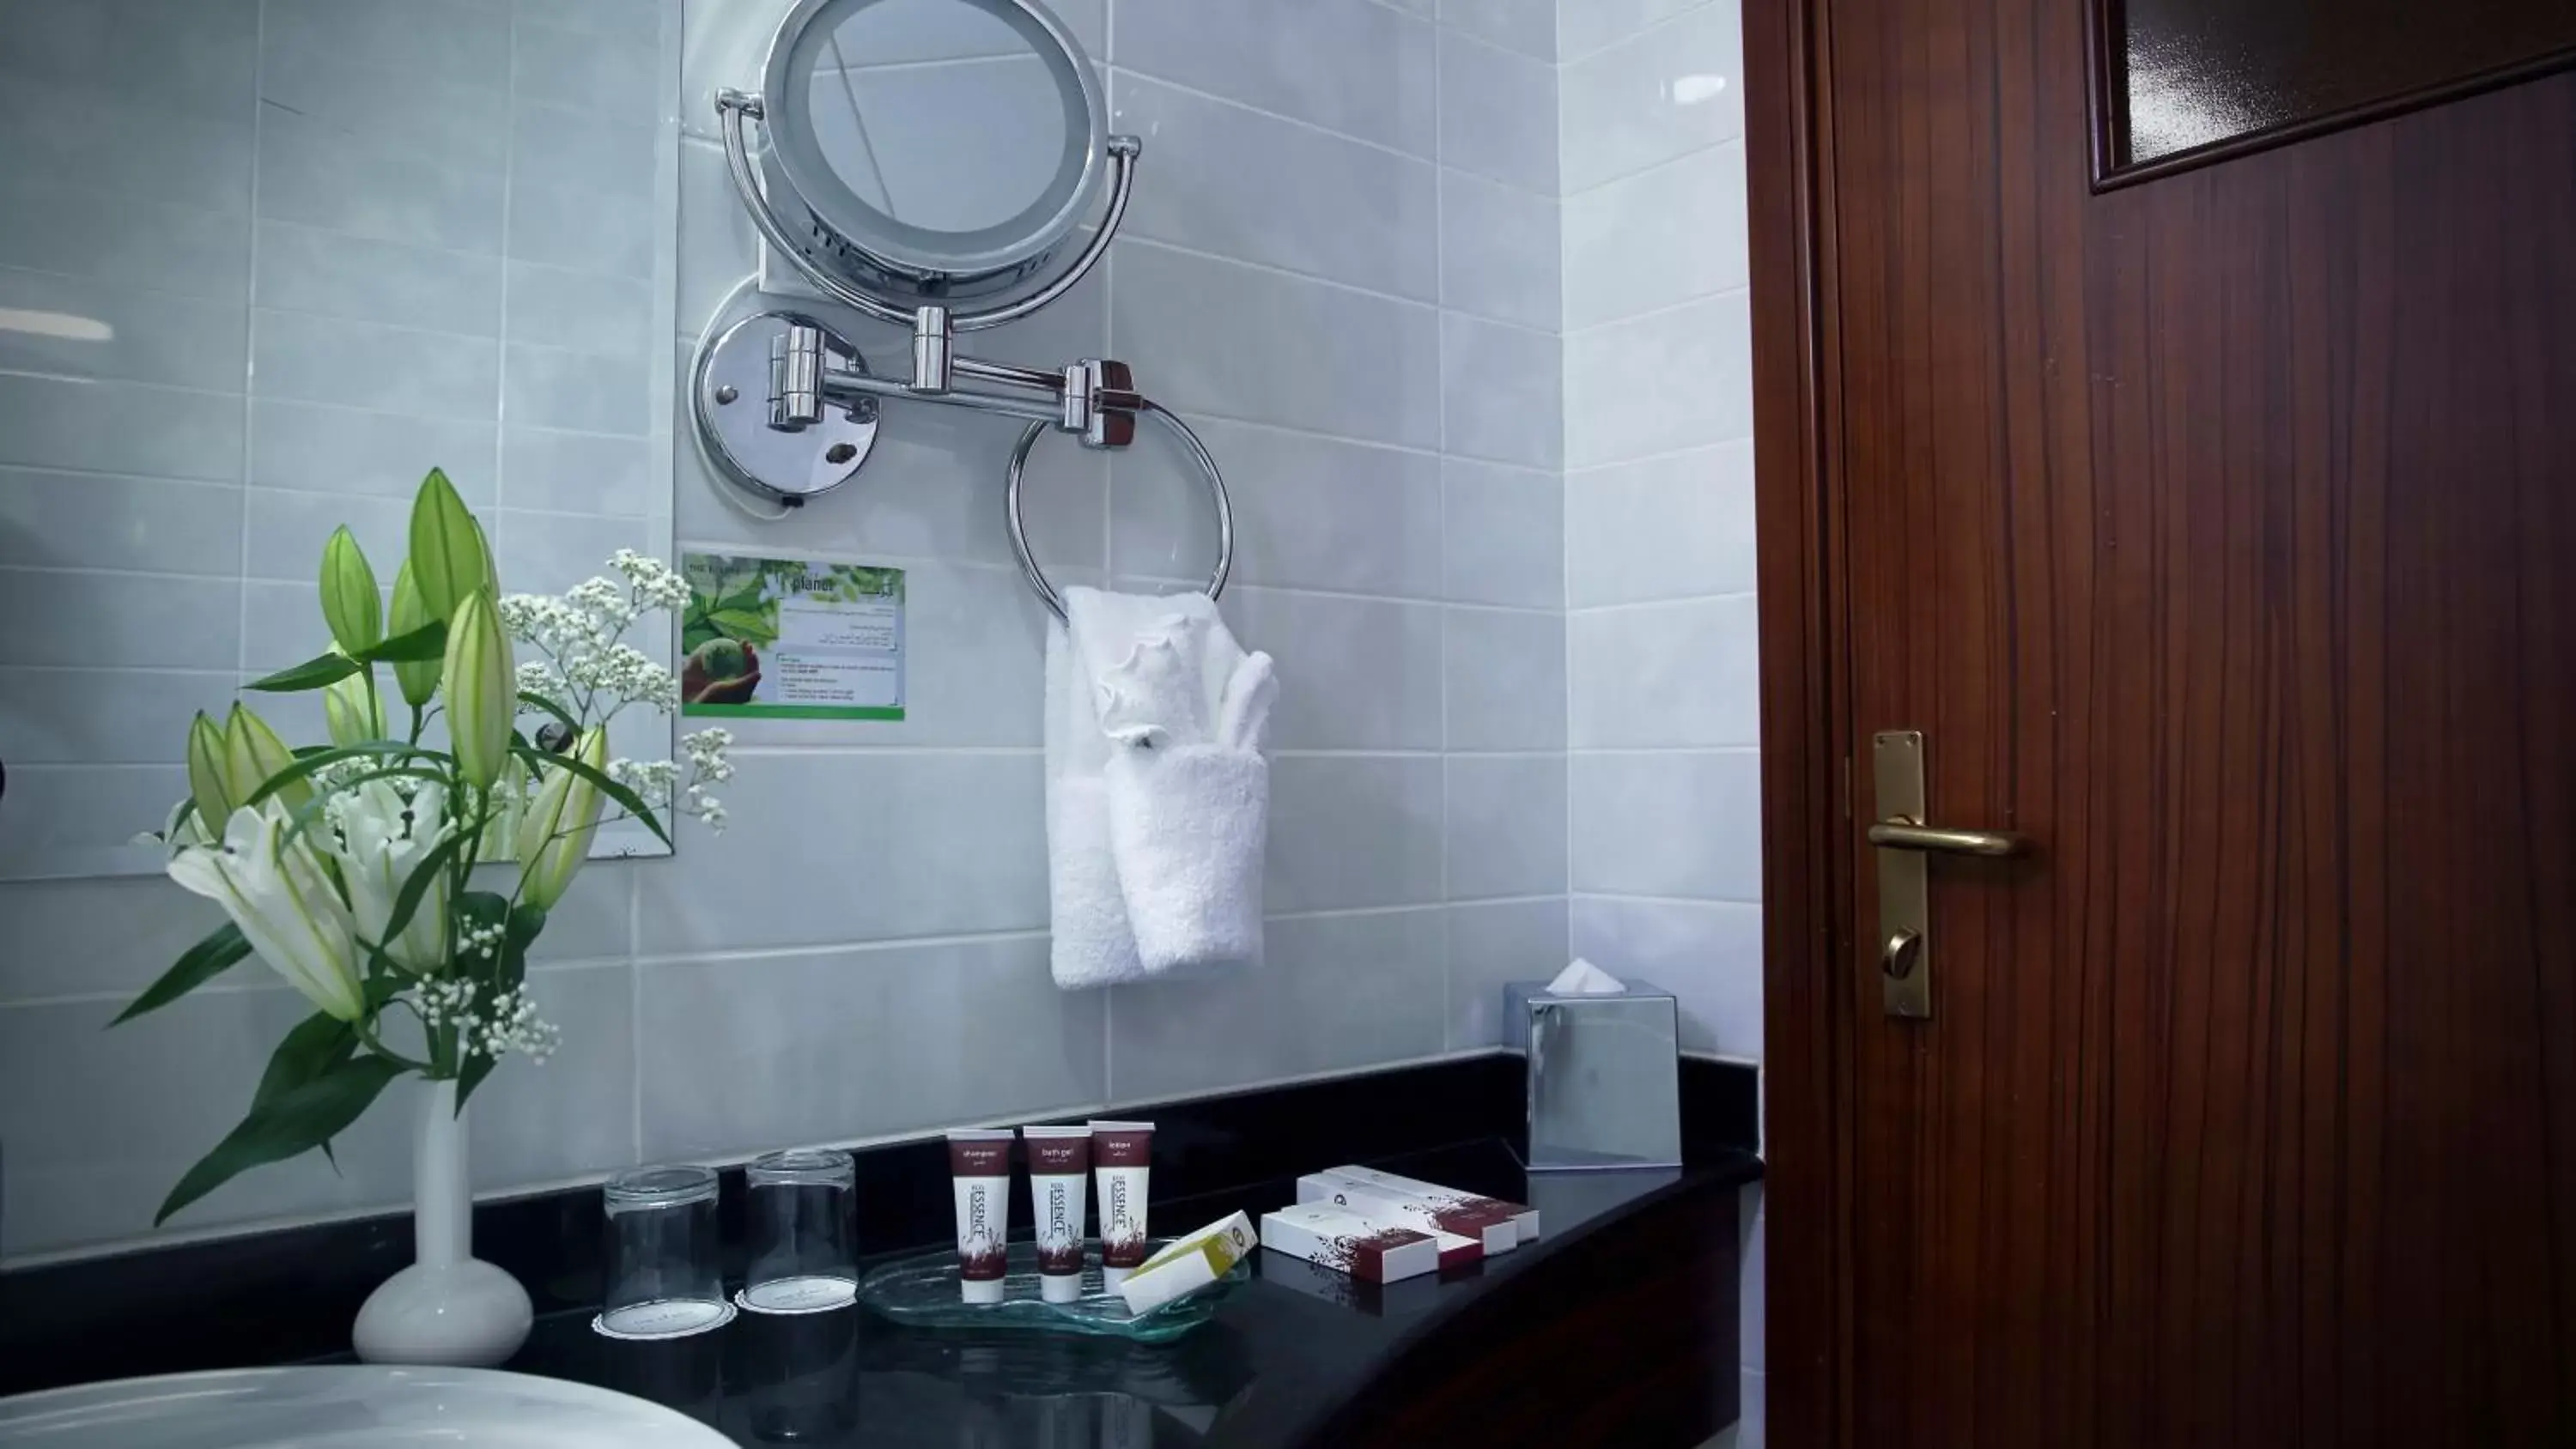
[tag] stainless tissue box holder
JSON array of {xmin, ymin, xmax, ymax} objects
[{"xmin": 1507, "ymin": 979, "xmax": 1684, "ymax": 1171}]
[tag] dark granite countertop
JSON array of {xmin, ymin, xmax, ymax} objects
[{"xmin": 494, "ymin": 1139, "xmax": 1760, "ymax": 1448}]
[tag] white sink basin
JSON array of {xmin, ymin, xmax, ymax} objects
[{"xmin": 0, "ymin": 1366, "xmax": 733, "ymax": 1447}]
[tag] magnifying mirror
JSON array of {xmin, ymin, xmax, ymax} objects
[{"xmin": 760, "ymin": 0, "xmax": 1107, "ymax": 300}]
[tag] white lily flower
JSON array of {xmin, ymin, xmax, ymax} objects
[
  {"xmin": 323, "ymin": 779, "xmax": 453, "ymax": 973},
  {"xmin": 167, "ymin": 803, "xmax": 366, "ymax": 1022}
]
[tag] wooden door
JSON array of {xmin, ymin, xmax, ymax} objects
[{"xmin": 1747, "ymin": 1, "xmax": 2576, "ymax": 1445}]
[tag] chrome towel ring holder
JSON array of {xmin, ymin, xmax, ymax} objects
[
  {"xmin": 688, "ymin": 0, "xmax": 1236, "ymax": 621},
  {"xmin": 1006, "ymin": 404, "xmax": 1233, "ymax": 623}
]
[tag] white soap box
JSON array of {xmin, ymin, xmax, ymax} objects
[
  {"xmin": 1257, "ymin": 1202, "xmax": 1440, "ymax": 1283},
  {"xmin": 1296, "ymin": 1171, "xmax": 1517, "ymax": 1256},
  {"xmin": 1320, "ymin": 1163, "xmax": 1542, "ymax": 1245}
]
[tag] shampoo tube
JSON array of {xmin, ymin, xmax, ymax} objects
[
  {"xmin": 1021, "ymin": 1125, "xmax": 1093, "ymax": 1303},
  {"xmin": 1089, "ymin": 1120, "xmax": 1155, "ymax": 1287},
  {"xmin": 946, "ymin": 1130, "xmax": 1013, "ymax": 1304}
]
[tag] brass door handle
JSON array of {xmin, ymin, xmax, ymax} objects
[{"xmin": 1865, "ymin": 819, "xmax": 2029, "ymax": 858}]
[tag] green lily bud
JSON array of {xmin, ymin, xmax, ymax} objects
[
  {"xmin": 318, "ymin": 525, "xmax": 381, "ymax": 655},
  {"xmin": 406, "ymin": 467, "xmax": 490, "ymax": 624},
  {"xmin": 185, "ymin": 711, "xmax": 234, "ymax": 832},
  {"xmin": 387, "ymin": 562, "xmax": 440, "ymax": 709},
  {"xmin": 322, "ymin": 669, "xmax": 385, "ymax": 749},
  {"xmin": 513, "ymin": 728, "xmax": 608, "ymax": 910},
  {"xmin": 224, "ymin": 703, "xmax": 310, "ymax": 814},
  {"xmin": 442, "ymin": 589, "xmax": 516, "ymax": 791}
]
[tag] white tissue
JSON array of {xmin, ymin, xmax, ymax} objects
[{"xmin": 1546, "ymin": 958, "xmax": 1625, "ymax": 995}]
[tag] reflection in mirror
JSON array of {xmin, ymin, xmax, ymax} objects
[
  {"xmin": 763, "ymin": 0, "xmax": 1103, "ymax": 301},
  {"xmin": 812, "ymin": 0, "xmax": 1069, "ymax": 233}
]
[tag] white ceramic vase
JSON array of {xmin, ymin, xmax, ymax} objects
[{"xmin": 351, "ymin": 1077, "xmax": 533, "ymax": 1367}]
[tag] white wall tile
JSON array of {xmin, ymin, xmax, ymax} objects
[
  {"xmin": 1566, "ymin": 439, "xmax": 1756, "ymax": 606},
  {"xmin": 510, "ymin": 101, "xmax": 662, "ymax": 202},
  {"xmin": 502, "ymin": 427, "xmax": 660, "ymax": 517},
  {"xmin": 1221, "ymin": 587, "xmax": 1444, "ymax": 751},
  {"xmin": 1564, "ymin": 289, "xmax": 1752, "ymax": 468},
  {"xmin": 1443, "ymin": 459, "xmax": 1563, "ymax": 609},
  {"xmin": 243, "ymin": 487, "xmax": 409, "ymax": 583},
  {"xmin": 1558, "ymin": 0, "xmax": 1744, "ymax": 192},
  {"xmin": 0, "ymin": 876, "xmax": 227, "ymax": 1003},
  {"xmin": 1445, "ymin": 755, "xmax": 1567, "ymax": 900},
  {"xmin": 254, "ymin": 222, "xmax": 506, "ymax": 338},
  {"xmin": 639, "ymin": 937, "xmax": 1104, "ymax": 1159},
  {"xmin": 258, "ymin": 46, "xmax": 511, "ymax": 173},
  {"xmin": 1564, "ymin": 140, "xmax": 1747, "ymax": 330},
  {"xmin": 1444, "ymin": 608, "xmax": 1565, "ymax": 751},
  {"xmin": 1571, "ymin": 894, "xmax": 1760, "ymax": 1056},
  {"xmin": 1438, "ymin": 0, "xmax": 1557, "ymax": 60},
  {"xmin": 1446, "ymin": 896, "xmax": 1568, "ymax": 1047},
  {"xmin": 508, "ymin": 180, "xmax": 657, "ymax": 279},
  {"xmin": 1111, "ymin": 242, "xmax": 1442, "ymax": 450},
  {"xmin": 250, "ymin": 404, "xmax": 497, "ymax": 501},
  {"xmin": 0, "ymin": 183, "xmax": 248, "ymax": 305},
  {"xmin": 256, "ymin": 112, "xmax": 508, "ymax": 257},
  {"xmin": 0, "ymin": 269, "xmax": 244, "ymax": 394},
  {"xmin": 1559, "ymin": 0, "xmax": 1716, "ymax": 64},
  {"xmin": 0, "ymin": 375, "xmax": 243, "ymax": 482},
  {"xmin": 1111, "ymin": 0, "xmax": 1437, "ymax": 158},
  {"xmin": 0, "ymin": 670, "xmax": 234, "ymax": 767},
  {"xmin": 264, "ymin": 0, "xmax": 513, "ymax": 93},
  {"xmin": 635, "ymin": 752, "xmax": 1048, "ymax": 954},
  {"xmin": 1437, "ymin": 30, "xmax": 1558, "ymax": 195},
  {"xmin": 1441, "ymin": 312, "xmax": 1563, "ymax": 469},
  {"xmin": 252, "ymin": 310, "xmax": 500, "ymax": 421},
  {"xmin": 515, "ymin": 14, "xmax": 664, "ymax": 118},
  {"xmin": 0, "ymin": 0, "xmax": 259, "ymax": 123},
  {"xmin": 0, "ymin": 77, "xmax": 254, "ymax": 220},
  {"xmin": 0, "ymin": 470, "xmax": 242, "ymax": 574},
  {"xmin": 0, "ymin": 572, "xmax": 239, "ymax": 670},
  {"xmin": 504, "ymin": 261, "xmax": 659, "ymax": 358},
  {"xmin": 1112, "ymin": 74, "xmax": 1438, "ymax": 302},
  {"xmin": 1439, "ymin": 167, "xmax": 1560, "ymax": 330},
  {"xmin": 1266, "ymin": 756, "xmax": 1444, "ymax": 913},
  {"xmin": 1570, "ymin": 594, "xmax": 1760, "ymax": 748},
  {"xmin": 0, "ymin": 968, "xmax": 631, "ymax": 1256},
  {"xmin": 1569, "ymin": 751, "xmax": 1762, "ymax": 900},
  {"xmin": 1107, "ymin": 907, "xmax": 1447, "ymax": 1100},
  {"xmin": 503, "ymin": 343, "xmax": 653, "ymax": 434},
  {"xmin": 1113, "ymin": 417, "xmax": 1442, "ymax": 599}
]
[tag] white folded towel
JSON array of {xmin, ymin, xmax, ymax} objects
[
  {"xmin": 1045, "ymin": 609, "xmax": 1140, "ymax": 991},
  {"xmin": 1048, "ymin": 587, "xmax": 1275, "ymax": 985}
]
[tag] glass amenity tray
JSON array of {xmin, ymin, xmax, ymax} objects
[{"xmin": 854, "ymin": 1239, "xmax": 1247, "ymax": 1343}]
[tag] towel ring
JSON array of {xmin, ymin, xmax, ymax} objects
[{"xmin": 1006, "ymin": 399, "xmax": 1234, "ymax": 623}]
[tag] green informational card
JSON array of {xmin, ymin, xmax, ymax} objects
[{"xmin": 677, "ymin": 553, "xmax": 905, "ymax": 720}]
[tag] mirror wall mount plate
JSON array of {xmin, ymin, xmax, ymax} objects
[{"xmin": 696, "ymin": 0, "xmax": 1233, "ymax": 622}]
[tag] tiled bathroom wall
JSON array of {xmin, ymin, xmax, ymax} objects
[
  {"xmin": 0, "ymin": 0, "xmax": 1569, "ymax": 1261},
  {"xmin": 1554, "ymin": 0, "xmax": 1763, "ymax": 1440}
]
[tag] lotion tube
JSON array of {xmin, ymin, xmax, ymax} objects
[
  {"xmin": 1089, "ymin": 1120, "xmax": 1154, "ymax": 1287},
  {"xmin": 946, "ymin": 1130, "xmax": 1013, "ymax": 1304},
  {"xmin": 1021, "ymin": 1125, "xmax": 1093, "ymax": 1303}
]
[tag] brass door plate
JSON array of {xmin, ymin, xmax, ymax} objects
[{"xmin": 1874, "ymin": 731, "xmax": 1932, "ymax": 1020}]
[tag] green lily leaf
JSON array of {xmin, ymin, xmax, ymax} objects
[
  {"xmin": 155, "ymin": 1054, "xmax": 406, "ymax": 1224},
  {"xmin": 255, "ymin": 1010, "xmax": 361, "ymax": 1170},
  {"xmin": 361, "ymin": 619, "xmax": 449, "ymax": 664},
  {"xmin": 243, "ymin": 651, "xmax": 364, "ymax": 694},
  {"xmin": 111, "ymin": 923, "xmax": 250, "ymax": 1026}
]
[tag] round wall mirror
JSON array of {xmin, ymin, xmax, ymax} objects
[{"xmin": 761, "ymin": 0, "xmax": 1106, "ymax": 301}]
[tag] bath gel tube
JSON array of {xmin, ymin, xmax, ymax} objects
[
  {"xmin": 947, "ymin": 1130, "xmax": 1014, "ymax": 1303},
  {"xmin": 1022, "ymin": 1125, "xmax": 1093, "ymax": 1303},
  {"xmin": 1090, "ymin": 1120, "xmax": 1155, "ymax": 1287}
]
